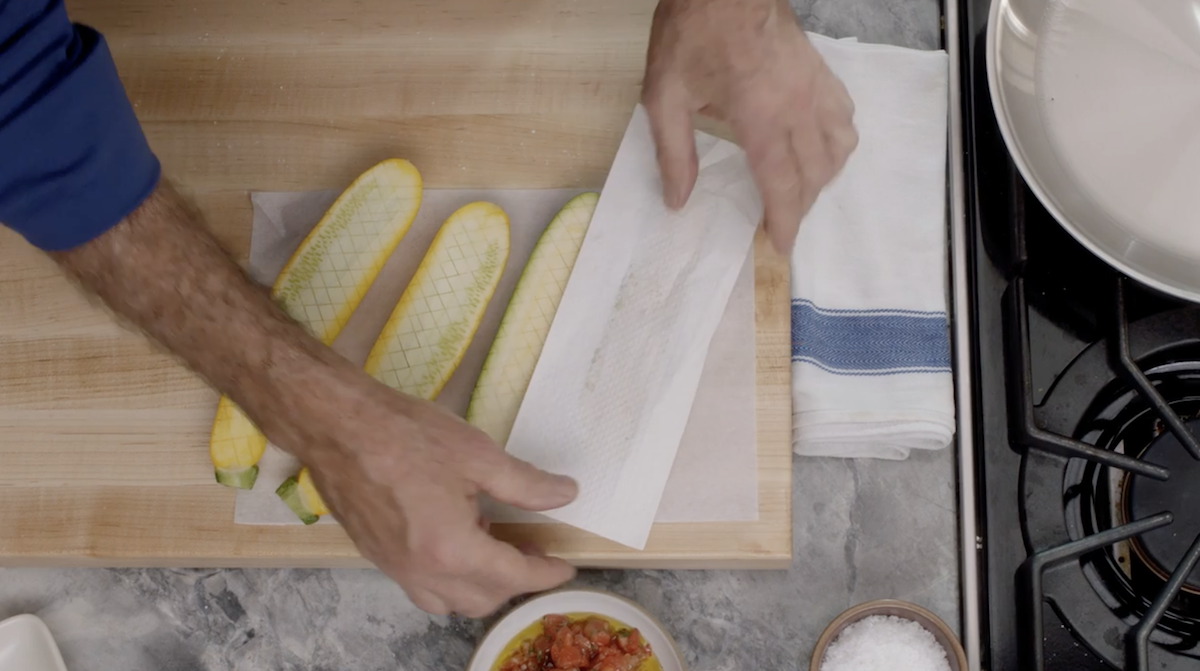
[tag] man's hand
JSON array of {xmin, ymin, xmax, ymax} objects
[
  {"xmin": 299, "ymin": 365, "xmax": 578, "ymax": 617},
  {"xmin": 49, "ymin": 180, "xmax": 577, "ymax": 617},
  {"xmin": 642, "ymin": 0, "xmax": 858, "ymax": 254}
]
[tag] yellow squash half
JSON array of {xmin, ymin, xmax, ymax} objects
[
  {"xmin": 209, "ymin": 159, "xmax": 424, "ymax": 489},
  {"xmin": 467, "ymin": 192, "xmax": 598, "ymax": 446},
  {"xmin": 278, "ymin": 201, "xmax": 511, "ymax": 522}
]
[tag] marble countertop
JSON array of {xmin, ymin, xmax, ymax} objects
[{"xmin": 0, "ymin": 1, "xmax": 953, "ymax": 669}]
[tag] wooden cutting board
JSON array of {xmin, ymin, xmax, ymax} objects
[{"xmin": 0, "ymin": 0, "xmax": 791, "ymax": 569}]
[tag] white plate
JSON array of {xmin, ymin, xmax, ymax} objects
[
  {"xmin": 466, "ymin": 589, "xmax": 686, "ymax": 671},
  {"xmin": 0, "ymin": 615, "xmax": 68, "ymax": 671}
]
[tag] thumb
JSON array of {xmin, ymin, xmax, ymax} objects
[
  {"xmin": 473, "ymin": 451, "xmax": 578, "ymax": 512},
  {"xmin": 642, "ymin": 85, "xmax": 698, "ymax": 210}
]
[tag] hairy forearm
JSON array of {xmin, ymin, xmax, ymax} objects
[{"xmin": 46, "ymin": 179, "xmax": 349, "ymax": 457}]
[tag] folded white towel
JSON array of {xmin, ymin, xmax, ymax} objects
[{"xmin": 791, "ymin": 34, "xmax": 955, "ymax": 460}]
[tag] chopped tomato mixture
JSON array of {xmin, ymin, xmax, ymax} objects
[{"xmin": 498, "ymin": 614, "xmax": 654, "ymax": 671}]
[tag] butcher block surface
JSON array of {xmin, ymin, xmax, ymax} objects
[{"xmin": 0, "ymin": 0, "xmax": 791, "ymax": 569}]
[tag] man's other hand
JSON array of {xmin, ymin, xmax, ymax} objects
[
  {"xmin": 298, "ymin": 366, "xmax": 580, "ymax": 618},
  {"xmin": 49, "ymin": 182, "xmax": 577, "ymax": 619},
  {"xmin": 642, "ymin": 0, "xmax": 859, "ymax": 255}
]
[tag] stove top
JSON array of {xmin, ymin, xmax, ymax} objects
[{"xmin": 956, "ymin": 1, "xmax": 1200, "ymax": 669}]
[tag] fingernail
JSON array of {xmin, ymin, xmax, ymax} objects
[
  {"xmin": 770, "ymin": 229, "xmax": 795, "ymax": 257},
  {"xmin": 552, "ymin": 475, "xmax": 579, "ymax": 501},
  {"xmin": 671, "ymin": 182, "xmax": 689, "ymax": 209},
  {"xmin": 518, "ymin": 542, "xmax": 547, "ymax": 557}
]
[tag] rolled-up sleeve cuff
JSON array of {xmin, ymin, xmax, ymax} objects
[{"xmin": 0, "ymin": 23, "xmax": 160, "ymax": 251}]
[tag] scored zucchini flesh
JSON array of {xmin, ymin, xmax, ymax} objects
[
  {"xmin": 466, "ymin": 192, "xmax": 598, "ymax": 446},
  {"xmin": 365, "ymin": 201, "xmax": 511, "ymax": 399},
  {"xmin": 209, "ymin": 158, "xmax": 424, "ymax": 489},
  {"xmin": 278, "ymin": 201, "xmax": 511, "ymax": 522},
  {"xmin": 275, "ymin": 465, "xmax": 330, "ymax": 525}
]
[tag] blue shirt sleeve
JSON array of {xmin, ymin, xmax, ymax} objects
[{"xmin": 0, "ymin": 0, "xmax": 160, "ymax": 251}]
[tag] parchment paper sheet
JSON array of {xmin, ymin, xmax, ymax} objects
[{"xmin": 233, "ymin": 187, "xmax": 757, "ymax": 526}]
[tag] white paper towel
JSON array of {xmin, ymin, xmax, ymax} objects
[
  {"xmin": 498, "ymin": 105, "xmax": 764, "ymax": 550},
  {"xmin": 233, "ymin": 184, "xmax": 759, "ymax": 526}
]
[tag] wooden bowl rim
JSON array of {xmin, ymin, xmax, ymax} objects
[{"xmin": 807, "ymin": 599, "xmax": 968, "ymax": 671}]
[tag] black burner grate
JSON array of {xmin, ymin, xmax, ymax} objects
[{"xmin": 1006, "ymin": 268, "xmax": 1200, "ymax": 670}]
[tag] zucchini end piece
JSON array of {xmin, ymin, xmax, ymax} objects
[
  {"xmin": 215, "ymin": 465, "xmax": 259, "ymax": 490},
  {"xmin": 276, "ymin": 476, "xmax": 320, "ymax": 525}
]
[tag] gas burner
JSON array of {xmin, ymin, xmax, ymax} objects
[
  {"xmin": 1011, "ymin": 281, "xmax": 1200, "ymax": 670},
  {"xmin": 1075, "ymin": 390, "xmax": 1200, "ymax": 635},
  {"xmin": 1124, "ymin": 417, "xmax": 1200, "ymax": 600}
]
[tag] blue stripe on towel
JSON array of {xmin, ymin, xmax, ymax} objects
[{"xmin": 791, "ymin": 299, "xmax": 951, "ymax": 375}]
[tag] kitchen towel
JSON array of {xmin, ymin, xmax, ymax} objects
[
  {"xmin": 790, "ymin": 33, "xmax": 955, "ymax": 460},
  {"xmin": 497, "ymin": 104, "xmax": 763, "ymax": 549},
  {"xmin": 233, "ymin": 184, "xmax": 760, "ymax": 527}
]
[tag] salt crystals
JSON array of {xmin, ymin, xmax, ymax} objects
[{"xmin": 819, "ymin": 615, "xmax": 952, "ymax": 671}]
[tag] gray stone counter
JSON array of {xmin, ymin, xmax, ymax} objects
[{"xmin": 0, "ymin": 2, "xmax": 954, "ymax": 669}]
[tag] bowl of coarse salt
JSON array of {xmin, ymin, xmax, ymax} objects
[{"xmin": 808, "ymin": 599, "xmax": 967, "ymax": 671}]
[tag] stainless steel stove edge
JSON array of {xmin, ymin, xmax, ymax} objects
[{"xmin": 947, "ymin": 0, "xmax": 985, "ymax": 668}]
